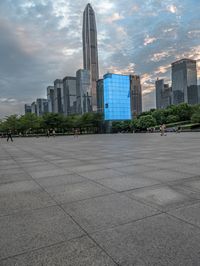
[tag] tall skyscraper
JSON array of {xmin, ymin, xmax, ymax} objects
[
  {"xmin": 130, "ymin": 75, "xmax": 142, "ymax": 116},
  {"xmin": 24, "ymin": 104, "xmax": 31, "ymax": 114},
  {"xmin": 82, "ymin": 3, "xmax": 99, "ymax": 110},
  {"xmin": 76, "ymin": 69, "xmax": 92, "ymax": 114},
  {"xmin": 172, "ymin": 59, "xmax": 197, "ymax": 105},
  {"xmin": 54, "ymin": 79, "xmax": 64, "ymax": 114},
  {"xmin": 36, "ymin": 98, "xmax": 48, "ymax": 116},
  {"xmin": 47, "ymin": 86, "xmax": 54, "ymax": 113},
  {"xmin": 156, "ymin": 79, "xmax": 172, "ymax": 109},
  {"xmin": 63, "ymin": 76, "xmax": 77, "ymax": 115}
]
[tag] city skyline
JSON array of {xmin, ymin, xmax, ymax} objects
[{"xmin": 0, "ymin": 0, "xmax": 200, "ymax": 118}]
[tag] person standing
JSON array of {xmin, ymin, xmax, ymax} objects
[{"xmin": 7, "ymin": 130, "xmax": 13, "ymax": 142}]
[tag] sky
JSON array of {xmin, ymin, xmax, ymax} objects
[{"xmin": 0, "ymin": 0, "xmax": 200, "ymax": 118}]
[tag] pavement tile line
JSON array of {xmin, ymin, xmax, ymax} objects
[
  {"xmin": 0, "ymin": 143, "xmax": 120, "ymax": 265},
  {"xmin": 1, "ymin": 134, "xmax": 200, "ymax": 265}
]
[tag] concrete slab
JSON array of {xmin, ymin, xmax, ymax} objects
[
  {"xmin": 1, "ymin": 236, "xmax": 117, "ymax": 266},
  {"xmin": 0, "ymin": 180, "xmax": 56, "ymax": 216},
  {"xmin": 63, "ymin": 193, "xmax": 159, "ymax": 233},
  {"xmin": 0, "ymin": 206, "xmax": 84, "ymax": 259},
  {"xmin": 45, "ymin": 180, "xmax": 113, "ymax": 204},
  {"xmin": 96, "ymin": 175, "xmax": 160, "ymax": 192},
  {"xmin": 92, "ymin": 213, "xmax": 200, "ymax": 265},
  {"xmin": 125, "ymin": 184, "xmax": 197, "ymax": 211}
]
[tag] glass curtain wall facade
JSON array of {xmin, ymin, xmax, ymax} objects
[
  {"xmin": 47, "ymin": 86, "xmax": 54, "ymax": 113},
  {"xmin": 104, "ymin": 74, "xmax": 131, "ymax": 121},
  {"xmin": 76, "ymin": 69, "xmax": 92, "ymax": 114},
  {"xmin": 24, "ymin": 104, "xmax": 31, "ymax": 114},
  {"xmin": 172, "ymin": 59, "xmax": 197, "ymax": 105},
  {"xmin": 54, "ymin": 79, "xmax": 64, "ymax": 114},
  {"xmin": 156, "ymin": 79, "xmax": 172, "ymax": 109},
  {"xmin": 63, "ymin": 77, "xmax": 77, "ymax": 115},
  {"xmin": 96, "ymin": 79, "xmax": 104, "ymax": 113},
  {"xmin": 36, "ymin": 98, "xmax": 48, "ymax": 116},
  {"xmin": 130, "ymin": 75, "xmax": 142, "ymax": 117},
  {"xmin": 82, "ymin": 3, "xmax": 99, "ymax": 110}
]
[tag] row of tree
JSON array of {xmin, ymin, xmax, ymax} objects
[
  {"xmin": 0, "ymin": 113, "xmax": 104, "ymax": 135},
  {"xmin": 112, "ymin": 103, "xmax": 200, "ymax": 132},
  {"xmin": 1, "ymin": 103, "xmax": 200, "ymax": 135}
]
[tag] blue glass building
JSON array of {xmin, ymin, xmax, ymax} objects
[{"xmin": 104, "ymin": 73, "xmax": 131, "ymax": 121}]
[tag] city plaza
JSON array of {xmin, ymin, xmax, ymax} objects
[{"xmin": 0, "ymin": 132, "xmax": 200, "ymax": 265}]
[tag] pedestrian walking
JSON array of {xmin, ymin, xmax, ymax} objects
[
  {"xmin": 52, "ymin": 129, "xmax": 56, "ymax": 137},
  {"xmin": 7, "ymin": 130, "xmax": 13, "ymax": 142}
]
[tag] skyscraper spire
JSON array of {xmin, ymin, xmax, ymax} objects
[{"xmin": 82, "ymin": 3, "xmax": 99, "ymax": 110}]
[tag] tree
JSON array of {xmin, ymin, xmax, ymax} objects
[
  {"xmin": 191, "ymin": 105, "xmax": 200, "ymax": 123},
  {"xmin": 136, "ymin": 115, "xmax": 156, "ymax": 130},
  {"xmin": 166, "ymin": 115, "xmax": 179, "ymax": 124},
  {"xmin": 42, "ymin": 113, "xmax": 64, "ymax": 130}
]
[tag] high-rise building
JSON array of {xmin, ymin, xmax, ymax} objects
[
  {"xmin": 104, "ymin": 73, "xmax": 131, "ymax": 121},
  {"xmin": 156, "ymin": 79, "xmax": 172, "ymax": 109},
  {"xmin": 54, "ymin": 79, "xmax": 64, "ymax": 113},
  {"xmin": 36, "ymin": 98, "xmax": 48, "ymax": 116},
  {"xmin": 172, "ymin": 59, "xmax": 197, "ymax": 105},
  {"xmin": 96, "ymin": 79, "xmax": 104, "ymax": 113},
  {"xmin": 24, "ymin": 104, "xmax": 31, "ymax": 114},
  {"xmin": 76, "ymin": 69, "xmax": 92, "ymax": 114},
  {"xmin": 31, "ymin": 102, "xmax": 37, "ymax": 115},
  {"xmin": 47, "ymin": 86, "xmax": 54, "ymax": 113},
  {"xmin": 63, "ymin": 76, "xmax": 77, "ymax": 115},
  {"xmin": 130, "ymin": 75, "xmax": 142, "ymax": 116},
  {"xmin": 82, "ymin": 3, "xmax": 99, "ymax": 110}
]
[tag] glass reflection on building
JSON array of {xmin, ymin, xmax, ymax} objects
[{"xmin": 104, "ymin": 74, "xmax": 131, "ymax": 121}]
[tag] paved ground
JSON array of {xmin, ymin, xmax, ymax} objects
[{"xmin": 0, "ymin": 133, "xmax": 200, "ymax": 265}]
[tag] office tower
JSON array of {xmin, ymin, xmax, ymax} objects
[
  {"xmin": 63, "ymin": 76, "xmax": 77, "ymax": 115},
  {"xmin": 24, "ymin": 104, "xmax": 31, "ymax": 114},
  {"xmin": 36, "ymin": 98, "xmax": 48, "ymax": 116},
  {"xmin": 82, "ymin": 3, "xmax": 99, "ymax": 110},
  {"xmin": 103, "ymin": 73, "xmax": 131, "ymax": 121},
  {"xmin": 47, "ymin": 86, "xmax": 54, "ymax": 113},
  {"xmin": 172, "ymin": 59, "xmax": 197, "ymax": 105},
  {"xmin": 130, "ymin": 75, "xmax": 142, "ymax": 116},
  {"xmin": 156, "ymin": 79, "xmax": 172, "ymax": 109},
  {"xmin": 96, "ymin": 79, "xmax": 104, "ymax": 113},
  {"xmin": 76, "ymin": 69, "xmax": 92, "ymax": 114},
  {"xmin": 31, "ymin": 102, "xmax": 37, "ymax": 115},
  {"xmin": 54, "ymin": 79, "xmax": 64, "ymax": 113}
]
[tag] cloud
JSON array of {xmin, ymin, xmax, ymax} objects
[
  {"xmin": 106, "ymin": 12, "xmax": 124, "ymax": 23},
  {"xmin": 144, "ymin": 35, "xmax": 157, "ymax": 46},
  {"xmin": 0, "ymin": 0, "xmax": 199, "ymax": 116},
  {"xmin": 167, "ymin": 4, "xmax": 178, "ymax": 14}
]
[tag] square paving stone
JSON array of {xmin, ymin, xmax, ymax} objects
[
  {"xmin": 115, "ymin": 165, "xmax": 154, "ymax": 175},
  {"xmin": 79, "ymin": 169, "xmax": 125, "ymax": 180},
  {"xmin": 30, "ymin": 168, "xmax": 72, "ymax": 179},
  {"xmin": 92, "ymin": 213, "xmax": 200, "ymax": 266},
  {"xmin": 0, "ymin": 180, "xmax": 56, "ymax": 216},
  {"xmin": 125, "ymin": 184, "xmax": 197, "ymax": 211},
  {"xmin": 36, "ymin": 173, "xmax": 87, "ymax": 188},
  {"xmin": 169, "ymin": 201, "xmax": 200, "ymax": 228},
  {"xmin": 141, "ymin": 169, "xmax": 194, "ymax": 183},
  {"xmin": 63, "ymin": 193, "xmax": 159, "ymax": 233},
  {"xmin": 96, "ymin": 175, "xmax": 160, "ymax": 192},
  {"xmin": 0, "ymin": 172, "xmax": 32, "ymax": 185},
  {"xmin": 71, "ymin": 163, "xmax": 108, "ymax": 173},
  {"xmin": 0, "ymin": 236, "xmax": 117, "ymax": 266},
  {"xmin": 45, "ymin": 181, "xmax": 113, "ymax": 204},
  {"xmin": 179, "ymin": 177, "xmax": 200, "ymax": 193},
  {"xmin": 0, "ymin": 206, "xmax": 84, "ymax": 259}
]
